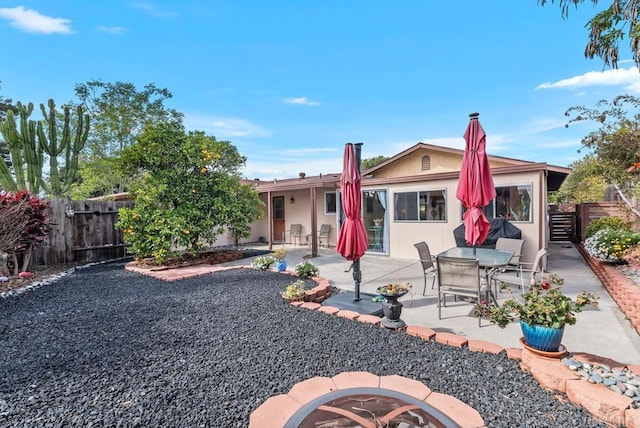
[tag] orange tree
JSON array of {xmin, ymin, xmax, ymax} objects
[{"xmin": 115, "ymin": 123, "xmax": 263, "ymax": 263}]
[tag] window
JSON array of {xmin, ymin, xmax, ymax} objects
[
  {"xmin": 421, "ymin": 155, "xmax": 431, "ymax": 170},
  {"xmin": 325, "ymin": 192, "xmax": 336, "ymax": 214},
  {"xmin": 493, "ymin": 184, "xmax": 532, "ymax": 221},
  {"xmin": 394, "ymin": 190, "xmax": 446, "ymax": 221},
  {"xmin": 461, "ymin": 184, "xmax": 533, "ymax": 222}
]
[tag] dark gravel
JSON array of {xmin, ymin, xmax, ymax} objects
[{"xmin": 0, "ymin": 260, "xmax": 605, "ymax": 427}]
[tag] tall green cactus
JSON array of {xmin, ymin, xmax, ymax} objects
[
  {"xmin": 36, "ymin": 99, "xmax": 90, "ymax": 196},
  {"xmin": 0, "ymin": 102, "xmax": 43, "ymax": 193}
]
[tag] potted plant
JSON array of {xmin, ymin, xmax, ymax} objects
[
  {"xmin": 252, "ymin": 255, "xmax": 275, "ymax": 271},
  {"xmin": 281, "ymin": 279, "xmax": 306, "ymax": 302},
  {"xmin": 272, "ymin": 248, "xmax": 288, "ymax": 272},
  {"xmin": 484, "ymin": 272, "xmax": 599, "ymax": 353},
  {"xmin": 294, "ymin": 260, "xmax": 319, "ymax": 278},
  {"xmin": 376, "ymin": 282, "xmax": 412, "ymax": 329}
]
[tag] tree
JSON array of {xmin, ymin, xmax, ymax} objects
[
  {"xmin": 71, "ymin": 80, "xmax": 184, "ymax": 198},
  {"xmin": 539, "ymin": 0, "xmax": 640, "ymax": 70},
  {"xmin": 361, "ymin": 155, "xmax": 389, "ymax": 170},
  {"xmin": 550, "ymin": 155, "xmax": 608, "ymax": 203},
  {"xmin": 115, "ymin": 123, "xmax": 264, "ymax": 263},
  {"xmin": 566, "ymin": 95, "xmax": 640, "ymax": 185}
]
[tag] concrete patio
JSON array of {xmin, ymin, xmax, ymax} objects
[{"xmin": 234, "ymin": 241, "xmax": 640, "ymax": 365}]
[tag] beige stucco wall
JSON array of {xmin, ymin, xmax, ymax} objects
[
  {"xmin": 373, "ymin": 148, "xmax": 515, "ymax": 178},
  {"xmin": 363, "ymin": 169, "xmax": 544, "ymax": 264},
  {"xmin": 253, "ymin": 189, "xmax": 339, "ymax": 247}
]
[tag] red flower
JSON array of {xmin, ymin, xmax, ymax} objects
[{"xmin": 541, "ymin": 281, "xmax": 551, "ymax": 290}]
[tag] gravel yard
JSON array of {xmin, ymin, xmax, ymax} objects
[{"xmin": 0, "ymin": 260, "xmax": 604, "ymax": 427}]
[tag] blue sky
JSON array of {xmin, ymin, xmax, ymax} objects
[{"xmin": 0, "ymin": 1, "xmax": 636, "ymax": 180}]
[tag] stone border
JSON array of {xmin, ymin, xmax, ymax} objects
[
  {"xmin": 249, "ymin": 372, "xmax": 484, "ymax": 428},
  {"xmin": 125, "ymin": 262, "xmax": 640, "ymax": 426},
  {"xmin": 287, "ymin": 288, "xmax": 640, "ymax": 427},
  {"xmin": 577, "ymin": 244, "xmax": 640, "ymax": 335}
]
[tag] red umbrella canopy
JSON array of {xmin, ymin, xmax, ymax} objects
[
  {"xmin": 336, "ymin": 143, "xmax": 369, "ymax": 261},
  {"xmin": 456, "ymin": 114, "xmax": 496, "ymax": 246}
]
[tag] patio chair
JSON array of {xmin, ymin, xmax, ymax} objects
[
  {"xmin": 436, "ymin": 256, "xmax": 483, "ymax": 326},
  {"xmin": 283, "ymin": 224, "xmax": 304, "ymax": 245},
  {"xmin": 318, "ymin": 224, "xmax": 331, "ymax": 247},
  {"xmin": 495, "ymin": 237, "xmax": 525, "ymax": 270},
  {"xmin": 414, "ymin": 241, "xmax": 437, "ymax": 295},
  {"xmin": 491, "ymin": 247, "xmax": 547, "ymax": 295}
]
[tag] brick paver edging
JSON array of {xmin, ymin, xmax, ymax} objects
[
  {"xmin": 289, "ymin": 281, "xmax": 640, "ymax": 427},
  {"xmin": 249, "ymin": 372, "xmax": 484, "ymax": 428},
  {"xmin": 577, "ymin": 244, "xmax": 640, "ymax": 336},
  {"xmin": 125, "ymin": 262, "xmax": 640, "ymax": 426}
]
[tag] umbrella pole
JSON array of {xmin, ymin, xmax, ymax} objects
[
  {"xmin": 353, "ymin": 259, "xmax": 361, "ymax": 301},
  {"xmin": 354, "ymin": 142, "xmax": 363, "ymax": 302}
]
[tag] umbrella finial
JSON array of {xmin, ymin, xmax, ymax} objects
[{"xmin": 469, "ymin": 112, "xmax": 480, "ymax": 119}]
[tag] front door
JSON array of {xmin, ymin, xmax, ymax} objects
[{"xmin": 273, "ymin": 196, "xmax": 285, "ymax": 242}]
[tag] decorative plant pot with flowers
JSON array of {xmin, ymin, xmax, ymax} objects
[
  {"xmin": 272, "ymin": 248, "xmax": 288, "ymax": 272},
  {"xmin": 376, "ymin": 282, "xmax": 412, "ymax": 330},
  {"xmin": 485, "ymin": 272, "xmax": 599, "ymax": 355}
]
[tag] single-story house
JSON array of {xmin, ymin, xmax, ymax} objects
[{"xmin": 241, "ymin": 142, "xmax": 570, "ymax": 264}]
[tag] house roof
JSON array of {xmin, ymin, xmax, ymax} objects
[{"xmin": 249, "ymin": 142, "xmax": 571, "ymax": 192}]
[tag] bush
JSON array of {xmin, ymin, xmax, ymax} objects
[
  {"xmin": 0, "ymin": 191, "xmax": 50, "ymax": 274},
  {"xmin": 252, "ymin": 255, "xmax": 274, "ymax": 271},
  {"xmin": 281, "ymin": 279, "xmax": 306, "ymax": 300},
  {"xmin": 584, "ymin": 228, "xmax": 640, "ymax": 262},
  {"xmin": 295, "ymin": 260, "xmax": 319, "ymax": 278},
  {"xmin": 585, "ymin": 217, "xmax": 631, "ymax": 239}
]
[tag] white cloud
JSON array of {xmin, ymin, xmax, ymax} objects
[
  {"xmin": 538, "ymin": 139, "xmax": 583, "ymax": 149},
  {"xmin": 536, "ymin": 67, "xmax": 640, "ymax": 94},
  {"xmin": 283, "ymin": 97, "xmax": 320, "ymax": 106},
  {"xmin": 277, "ymin": 147, "xmax": 339, "ymax": 156},
  {"xmin": 97, "ymin": 26, "xmax": 127, "ymax": 35},
  {"xmin": 241, "ymin": 157, "xmax": 342, "ymax": 180},
  {"xmin": 0, "ymin": 6, "xmax": 72, "ymax": 34},
  {"xmin": 524, "ymin": 117, "xmax": 567, "ymax": 133},
  {"xmin": 184, "ymin": 114, "xmax": 271, "ymax": 138},
  {"xmin": 130, "ymin": 2, "xmax": 176, "ymax": 18}
]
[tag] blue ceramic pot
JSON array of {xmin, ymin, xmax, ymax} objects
[
  {"xmin": 276, "ymin": 260, "xmax": 287, "ymax": 272},
  {"xmin": 520, "ymin": 320, "xmax": 564, "ymax": 352}
]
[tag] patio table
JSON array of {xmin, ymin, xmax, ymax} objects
[{"xmin": 437, "ymin": 247, "xmax": 513, "ymax": 305}]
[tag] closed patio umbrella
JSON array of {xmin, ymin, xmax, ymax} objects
[
  {"xmin": 336, "ymin": 143, "xmax": 369, "ymax": 301},
  {"xmin": 456, "ymin": 113, "xmax": 496, "ymax": 248}
]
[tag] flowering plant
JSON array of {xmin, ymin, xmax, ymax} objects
[
  {"xmin": 584, "ymin": 229, "xmax": 640, "ymax": 262},
  {"xmin": 376, "ymin": 282, "xmax": 412, "ymax": 296},
  {"xmin": 272, "ymin": 248, "xmax": 287, "ymax": 261},
  {"xmin": 281, "ymin": 279, "xmax": 306, "ymax": 300},
  {"xmin": 295, "ymin": 260, "xmax": 319, "ymax": 278},
  {"xmin": 485, "ymin": 273, "xmax": 599, "ymax": 329},
  {"xmin": 252, "ymin": 255, "xmax": 274, "ymax": 271}
]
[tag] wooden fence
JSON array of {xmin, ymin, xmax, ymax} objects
[
  {"xmin": 34, "ymin": 198, "xmax": 135, "ymax": 265},
  {"xmin": 575, "ymin": 202, "xmax": 640, "ymax": 242}
]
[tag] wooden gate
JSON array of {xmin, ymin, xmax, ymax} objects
[
  {"xmin": 549, "ymin": 212, "xmax": 578, "ymax": 242},
  {"xmin": 35, "ymin": 198, "xmax": 135, "ymax": 265}
]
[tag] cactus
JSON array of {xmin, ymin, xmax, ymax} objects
[
  {"xmin": 36, "ymin": 99, "xmax": 90, "ymax": 196},
  {"xmin": 0, "ymin": 102, "xmax": 43, "ymax": 193}
]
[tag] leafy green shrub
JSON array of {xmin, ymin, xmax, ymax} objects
[
  {"xmin": 295, "ymin": 260, "xmax": 319, "ymax": 278},
  {"xmin": 585, "ymin": 217, "xmax": 631, "ymax": 239},
  {"xmin": 584, "ymin": 229, "xmax": 640, "ymax": 262},
  {"xmin": 281, "ymin": 279, "xmax": 306, "ymax": 300},
  {"xmin": 252, "ymin": 255, "xmax": 274, "ymax": 271}
]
